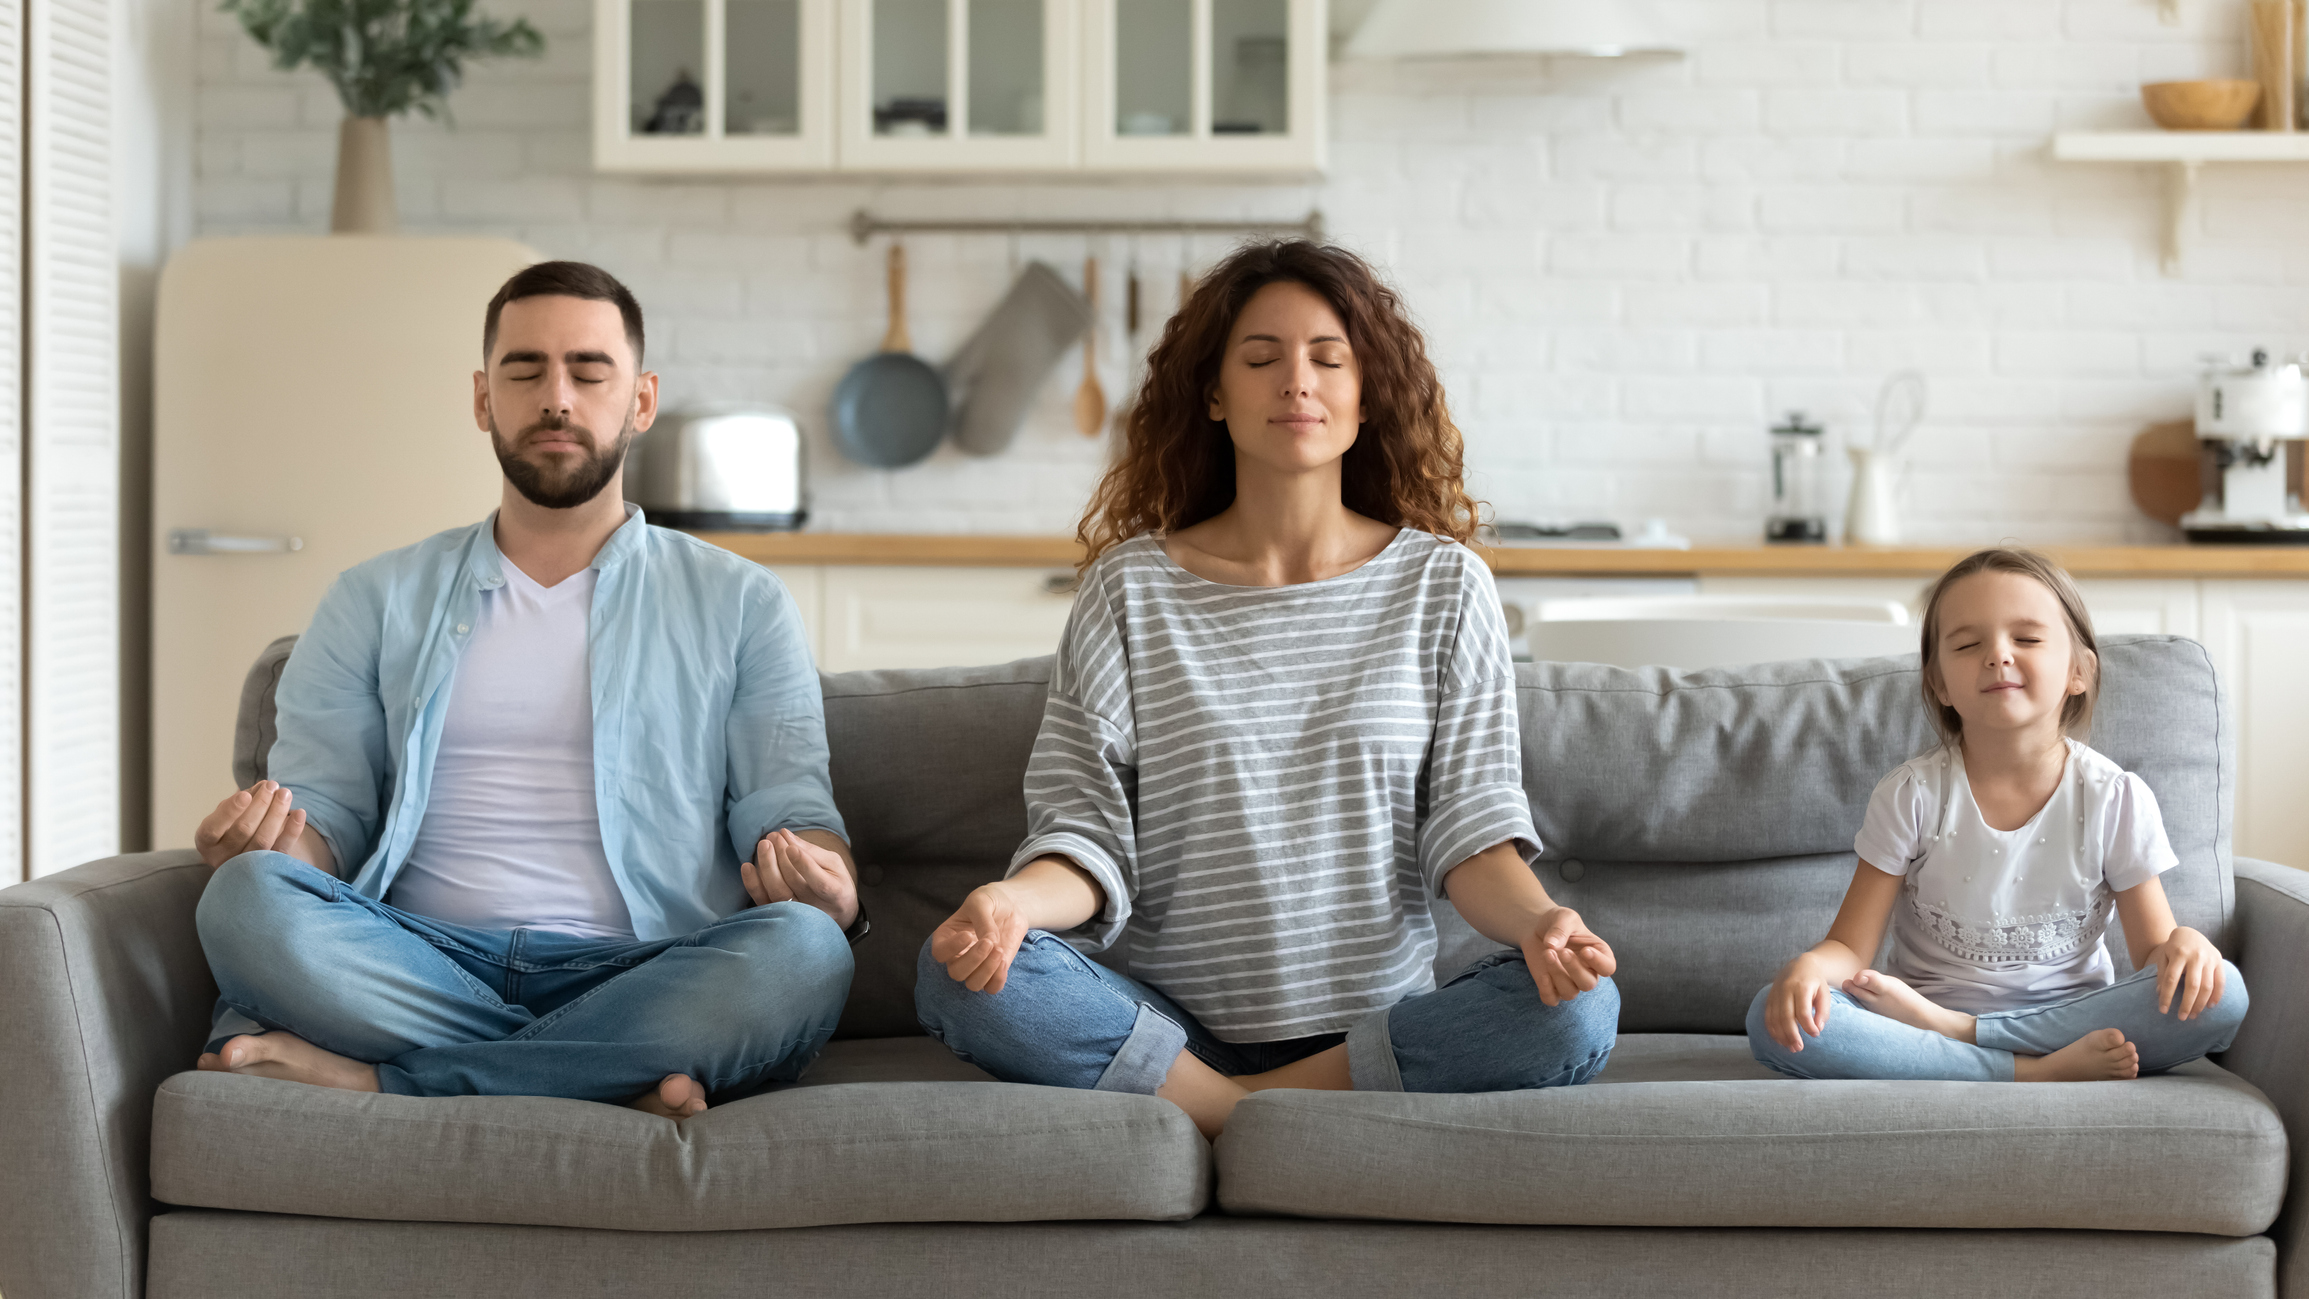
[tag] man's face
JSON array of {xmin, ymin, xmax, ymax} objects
[{"xmin": 473, "ymin": 295, "xmax": 659, "ymax": 510}]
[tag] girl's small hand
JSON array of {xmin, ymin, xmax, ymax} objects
[
  {"xmin": 1765, "ymin": 955, "xmax": 1835, "ymax": 1053},
  {"xmin": 2147, "ymin": 926, "xmax": 2225, "ymax": 1021}
]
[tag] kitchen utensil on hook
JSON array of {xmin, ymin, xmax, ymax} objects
[
  {"xmin": 943, "ymin": 261, "xmax": 1092, "ymax": 457},
  {"xmin": 1073, "ymin": 256, "xmax": 1108, "ymax": 436},
  {"xmin": 830, "ymin": 243, "xmax": 947, "ymax": 468},
  {"xmin": 1112, "ymin": 240, "xmax": 1145, "ymax": 434},
  {"xmin": 1871, "ymin": 370, "xmax": 1927, "ymax": 458}
]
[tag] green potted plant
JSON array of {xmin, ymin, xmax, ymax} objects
[{"xmin": 223, "ymin": 0, "xmax": 545, "ymax": 233}]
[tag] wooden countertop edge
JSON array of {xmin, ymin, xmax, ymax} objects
[{"xmin": 692, "ymin": 533, "xmax": 2309, "ymax": 577}]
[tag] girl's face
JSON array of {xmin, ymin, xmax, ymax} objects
[
  {"xmin": 1206, "ymin": 280, "xmax": 1366, "ymax": 479},
  {"xmin": 1929, "ymin": 570, "xmax": 2091, "ymax": 743}
]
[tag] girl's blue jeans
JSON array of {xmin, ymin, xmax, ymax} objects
[
  {"xmin": 197, "ymin": 851, "xmax": 853, "ymax": 1101},
  {"xmin": 914, "ymin": 930, "xmax": 1620, "ymax": 1094},
  {"xmin": 1745, "ymin": 961, "xmax": 2250, "ymax": 1082}
]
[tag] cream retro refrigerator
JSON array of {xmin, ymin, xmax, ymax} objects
[{"xmin": 150, "ymin": 237, "xmax": 535, "ymax": 848}]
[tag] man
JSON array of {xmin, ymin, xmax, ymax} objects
[{"xmin": 193, "ymin": 261, "xmax": 861, "ymax": 1119}]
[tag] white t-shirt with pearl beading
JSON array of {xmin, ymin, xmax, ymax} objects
[{"xmin": 1853, "ymin": 739, "xmax": 2177, "ymax": 1016}]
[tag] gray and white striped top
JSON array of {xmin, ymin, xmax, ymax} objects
[{"xmin": 1009, "ymin": 528, "xmax": 1540, "ymax": 1042}]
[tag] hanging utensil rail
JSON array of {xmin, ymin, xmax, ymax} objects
[{"xmin": 847, "ymin": 209, "xmax": 1326, "ymax": 245}]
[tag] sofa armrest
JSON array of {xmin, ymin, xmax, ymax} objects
[
  {"xmin": 0, "ymin": 851, "xmax": 212, "ymax": 1299},
  {"xmin": 2228, "ymin": 858, "xmax": 2309, "ymax": 1298}
]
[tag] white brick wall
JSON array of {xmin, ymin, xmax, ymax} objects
[{"xmin": 199, "ymin": 0, "xmax": 2307, "ymax": 542}]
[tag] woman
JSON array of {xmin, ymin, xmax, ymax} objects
[{"xmin": 913, "ymin": 240, "xmax": 1619, "ymax": 1138}]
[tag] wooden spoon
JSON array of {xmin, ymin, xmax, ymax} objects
[{"xmin": 1073, "ymin": 256, "xmax": 1106, "ymax": 437}]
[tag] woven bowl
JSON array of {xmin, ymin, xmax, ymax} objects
[{"xmin": 2141, "ymin": 79, "xmax": 2264, "ymax": 130}]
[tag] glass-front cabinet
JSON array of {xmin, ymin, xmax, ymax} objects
[
  {"xmin": 596, "ymin": 0, "xmax": 838, "ymax": 169},
  {"xmin": 594, "ymin": 0, "xmax": 1323, "ymax": 173},
  {"xmin": 838, "ymin": 0, "xmax": 1079, "ymax": 170},
  {"xmin": 1081, "ymin": 0, "xmax": 1323, "ymax": 172}
]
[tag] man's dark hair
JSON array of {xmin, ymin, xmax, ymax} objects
[{"xmin": 482, "ymin": 261, "xmax": 646, "ymax": 367}]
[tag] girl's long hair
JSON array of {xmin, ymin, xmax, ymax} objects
[
  {"xmin": 1076, "ymin": 240, "xmax": 1480, "ymax": 568},
  {"xmin": 1916, "ymin": 547, "xmax": 2100, "ymax": 745}
]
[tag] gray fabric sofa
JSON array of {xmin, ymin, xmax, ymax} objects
[{"xmin": 3, "ymin": 634, "xmax": 2304, "ymax": 1299}]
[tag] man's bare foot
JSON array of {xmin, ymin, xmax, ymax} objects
[
  {"xmin": 2013, "ymin": 1028, "xmax": 2140, "ymax": 1082},
  {"xmin": 629, "ymin": 1074, "xmax": 707, "ymax": 1120},
  {"xmin": 194, "ymin": 1033, "xmax": 380, "ymax": 1092},
  {"xmin": 1843, "ymin": 969, "xmax": 1976, "ymax": 1043}
]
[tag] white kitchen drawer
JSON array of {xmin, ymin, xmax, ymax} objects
[
  {"xmin": 2072, "ymin": 580, "xmax": 2199, "ymax": 638},
  {"xmin": 820, "ymin": 564, "xmax": 1077, "ymax": 670},
  {"xmin": 1698, "ymin": 576, "xmax": 1933, "ymax": 618},
  {"xmin": 1701, "ymin": 576, "xmax": 2199, "ymax": 639}
]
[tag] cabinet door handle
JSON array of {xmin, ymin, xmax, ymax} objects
[
  {"xmin": 1041, "ymin": 572, "xmax": 1081, "ymax": 596},
  {"xmin": 168, "ymin": 529, "xmax": 305, "ymax": 555}
]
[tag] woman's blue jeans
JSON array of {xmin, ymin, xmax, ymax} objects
[
  {"xmin": 197, "ymin": 851, "xmax": 854, "ymax": 1101},
  {"xmin": 1745, "ymin": 962, "xmax": 2250, "ymax": 1082},
  {"xmin": 914, "ymin": 930, "xmax": 1620, "ymax": 1094}
]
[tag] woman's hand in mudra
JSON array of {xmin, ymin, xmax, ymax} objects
[
  {"xmin": 1520, "ymin": 907, "xmax": 1616, "ymax": 1007},
  {"xmin": 930, "ymin": 882, "xmax": 1034, "ymax": 994}
]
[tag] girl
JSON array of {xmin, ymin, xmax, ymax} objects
[
  {"xmin": 1749, "ymin": 548, "xmax": 2246, "ymax": 1082},
  {"xmin": 913, "ymin": 240, "xmax": 1620, "ymax": 1139}
]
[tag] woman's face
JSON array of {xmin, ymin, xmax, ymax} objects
[{"xmin": 1207, "ymin": 280, "xmax": 1366, "ymax": 478}]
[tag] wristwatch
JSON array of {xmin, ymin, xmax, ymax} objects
[{"xmin": 842, "ymin": 901, "xmax": 872, "ymax": 947}]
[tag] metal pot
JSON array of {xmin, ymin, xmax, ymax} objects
[{"xmin": 624, "ymin": 405, "xmax": 806, "ymax": 531}]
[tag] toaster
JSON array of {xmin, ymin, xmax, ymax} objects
[{"xmin": 624, "ymin": 405, "xmax": 806, "ymax": 531}]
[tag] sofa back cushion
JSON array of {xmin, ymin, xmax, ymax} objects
[{"xmin": 240, "ymin": 634, "xmax": 2232, "ymax": 1039}]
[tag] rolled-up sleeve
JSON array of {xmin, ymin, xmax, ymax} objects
[
  {"xmin": 270, "ymin": 574, "xmax": 391, "ymax": 877},
  {"xmin": 724, "ymin": 571, "xmax": 846, "ymax": 861},
  {"xmin": 1416, "ymin": 565, "xmax": 1541, "ymax": 896},
  {"xmin": 1009, "ymin": 583, "xmax": 1138, "ymax": 951}
]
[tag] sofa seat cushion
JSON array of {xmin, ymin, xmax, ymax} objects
[
  {"xmin": 151, "ymin": 1038, "xmax": 1208, "ymax": 1229},
  {"xmin": 1216, "ymin": 1034, "xmax": 2287, "ymax": 1235}
]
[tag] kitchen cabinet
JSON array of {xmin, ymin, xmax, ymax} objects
[
  {"xmin": 2198, "ymin": 581, "xmax": 2309, "ymax": 872},
  {"xmin": 1078, "ymin": 0, "xmax": 1325, "ymax": 173},
  {"xmin": 595, "ymin": 0, "xmax": 839, "ymax": 171},
  {"xmin": 771, "ymin": 564, "xmax": 1080, "ymax": 670},
  {"xmin": 836, "ymin": 0, "xmax": 1079, "ymax": 172},
  {"xmin": 595, "ymin": 0, "xmax": 1325, "ymax": 174}
]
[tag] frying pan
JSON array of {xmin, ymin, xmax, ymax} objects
[{"xmin": 831, "ymin": 243, "xmax": 947, "ymax": 468}]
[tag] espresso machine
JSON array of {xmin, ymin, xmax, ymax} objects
[{"xmin": 2181, "ymin": 350, "xmax": 2309, "ymax": 544}]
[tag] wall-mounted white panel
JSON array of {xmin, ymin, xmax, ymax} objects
[
  {"xmin": 0, "ymin": 0, "xmax": 22, "ymax": 883},
  {"xmin": 27, "ymin": 0, "xmax": 114, "ymax": 877}
]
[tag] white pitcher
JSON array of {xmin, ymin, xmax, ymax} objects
[{"xmin": 1845, "ymin": 447, "xmax": 1901, "ymax": 545}]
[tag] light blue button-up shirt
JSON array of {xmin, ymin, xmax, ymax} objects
[{"xmin": 269, "ymin": 506, "xmax": 844, "ymax": 941}]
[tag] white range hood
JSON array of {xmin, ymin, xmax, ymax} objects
[{"xmin": 1343, "ymin": 0, "xmax": 1683, "ymax": 60}]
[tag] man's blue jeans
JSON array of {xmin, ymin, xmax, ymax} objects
[
  {"xmin": 1745, "ymin": 962, "xmax": 2250, "ymax": 1082},
  {"xmin": 197, "ymin": 852, "xmax": 853, "ymax": 1101},
  {"xmin": 914, "ymin": 931, "xmax": 1619, "ymax": 1094}
]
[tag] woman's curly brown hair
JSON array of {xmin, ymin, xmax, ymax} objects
[{"xmin": 1076, "ymin": 240, "xmax": 1480, "ymax": 568}]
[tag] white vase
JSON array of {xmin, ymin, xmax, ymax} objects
[
  {"xmin": 1846, "ymin": 447, "xmax": 1901, "ymax": 545},
  {"xmin": 330, "ymin": 116, "xmax": 397, "ymax": 234}
]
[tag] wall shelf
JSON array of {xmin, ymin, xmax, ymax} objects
[{"xmin": 2052, "ymin": 130, "xmax": 2309, "ymax": 274}]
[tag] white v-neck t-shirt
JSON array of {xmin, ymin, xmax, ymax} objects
[
  {"xmin": 387, "ymin": 561, "xmax": 636, "ymax": 940},
  {"xmin": 1853, "ymin": 739, "xmax": 2177, "ymax": 1015}
]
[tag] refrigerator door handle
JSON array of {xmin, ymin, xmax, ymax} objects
[{"xmin": 167, "ymin": 529, "xmax": 305, "ymax": 555}]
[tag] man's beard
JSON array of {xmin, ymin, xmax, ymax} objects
[{"xmin": 491, "ymin": 410, "xmax": 636, "ymax": 510}]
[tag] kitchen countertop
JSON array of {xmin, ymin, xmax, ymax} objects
[{"xmin": 695, "ymin": 533, "xmax": 2309, "ymax": 577}]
